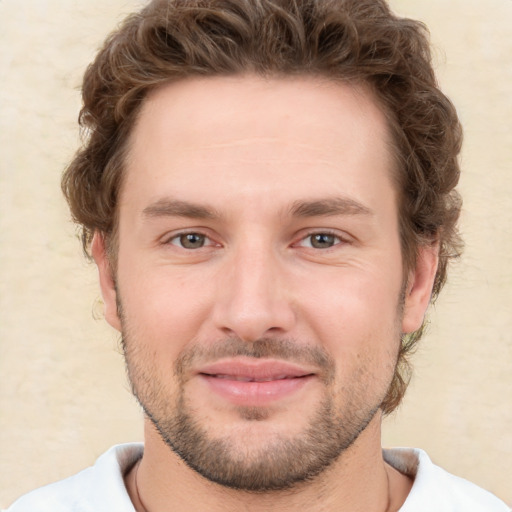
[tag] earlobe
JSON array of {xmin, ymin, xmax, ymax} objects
[
  {"xmin": 91, "ymin": 232, "xmax": 122, "ymax": 332},
  {"xmin": 401, "ymin": 243, "xmax": 439, "ymax": 334}
]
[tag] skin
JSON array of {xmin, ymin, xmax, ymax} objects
[{"xmin": 93, "ymin": 75, "xmax": 438, "ymax": 511}]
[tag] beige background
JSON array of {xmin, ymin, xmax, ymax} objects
[{"xmin": 0, "ymin": 0, "xmax": 511, "ymax": 507}]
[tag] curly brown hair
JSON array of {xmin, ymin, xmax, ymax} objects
[{"xmin": 62, "ymin": 0, "xmax": 463, "ymax": 414}]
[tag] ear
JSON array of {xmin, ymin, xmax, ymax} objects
[
  {"xmin": 401, "ymin": 243, "xmax": 439, "ymax": 334},
  {"xmin": 91, "ymin": 232, "xmax": 122, "ymax": 332}
]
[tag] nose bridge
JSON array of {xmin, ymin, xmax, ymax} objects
[{"xmin": 213, "ymin": 235, "xmax": 295, "ymax": 341}]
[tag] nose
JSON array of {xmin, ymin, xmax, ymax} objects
[{"xmin": 212, "ymin": 242, "xmax": 296, "ymax": 342}]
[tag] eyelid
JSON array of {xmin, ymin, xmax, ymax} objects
[
  {"xmin": 161, "ymin": 229, "xmax": 220, "ymax": 247},
  {"xmin": 294, "ymin": 229, "xmax": 350, "ymax": 249},
  {"xmin": 159, "ymin": 228, "xmax": 351, "ymax": 249}
]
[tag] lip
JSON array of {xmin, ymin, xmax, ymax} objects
[{"xmin": 197, "ymin": 358, "xmax": 316, "ymax": 406}]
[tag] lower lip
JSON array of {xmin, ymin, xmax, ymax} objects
[{"xmin": 199, "ymin": 374, "xmax": 314, "ymax": 406}]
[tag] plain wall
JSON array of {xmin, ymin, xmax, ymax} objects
[{"xmin": 0, "ymin": 0, "xmax": 511, "ymax": 507}]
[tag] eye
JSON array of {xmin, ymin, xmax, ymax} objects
[
  {"xmin": 169, "ymin": 232, "xmax": 208, "ymax": 249},
  {"xmin": 299, "ymin": 232, "xmax": 342, "ymax": 249}
]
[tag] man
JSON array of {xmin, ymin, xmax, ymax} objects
[{"xmin": 5, "ymin": 0, "xmax": 509, "ymax": 510}]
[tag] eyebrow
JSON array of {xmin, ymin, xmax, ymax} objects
[
  {"xmin": 142, "ymin": 196, "xmax": 373, "ymax": 221},
  {"xmin": 142, "ymin": 199, "xmax": 220, "ymax": 220},
  {"xmin": 289, "ymin": 197, "xmax": 374, "ymax": 218}
]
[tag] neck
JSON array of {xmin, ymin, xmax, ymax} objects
[{"xmin": 125, "ymin": 414, "xmax": 412, "ymax": 512}]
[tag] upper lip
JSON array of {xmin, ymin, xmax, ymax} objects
[{"xmin": 197, "ymin": 358, "xmax": 315, "ymax": 381}]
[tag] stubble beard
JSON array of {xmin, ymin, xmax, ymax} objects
[{"xmin": 121, "ymin": 334, "xmax": 397, "ymax": 492}]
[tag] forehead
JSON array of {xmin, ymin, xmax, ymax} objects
[{"xmin": 122, "ymin": 75, "xmax": 395, "ymax": 213}]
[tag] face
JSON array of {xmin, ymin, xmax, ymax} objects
[{"xmin": 94, "ymin": 75, "xmax": 436, "ymax": 491}]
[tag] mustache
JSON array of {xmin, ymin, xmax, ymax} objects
[{"xmin": 174, "ymin": 337, "xmax": 336, "ymax": 384}]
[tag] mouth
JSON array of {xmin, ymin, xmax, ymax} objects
[
  {"xmin": 196, "ymin": 359, "xmax": 316, "ymax": 406},
  {"xmin": 207, "ymin": 374, "xmax": 306, "ymax": 382}
]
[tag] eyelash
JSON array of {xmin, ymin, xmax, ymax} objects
[
  {"xmin": 164, "ymin": 230, "xmax": 347, "ymax": 251},
  {"xmin": 295, "ymin": 230, "xmax": 346, "ymax": 250},
  {"xmin": 165, "ymin": 231, "xmax": 216, "ymax": 249}
]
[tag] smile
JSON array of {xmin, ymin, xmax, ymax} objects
[
  {"xmin": 196, "ymin": 359, "xmax": 316, "ymax": 406},
  {"xmin": 207, "ymin": 374, "xmax": 303, "ymax": 382}
]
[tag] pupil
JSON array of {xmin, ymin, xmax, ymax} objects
[
  {"xmin": 312, "ymin": 234, "xmax": 334, "ymax": 248},
  {"xmin": 181, "ymin": 233, "xmax": 204, "ymax": 248}
]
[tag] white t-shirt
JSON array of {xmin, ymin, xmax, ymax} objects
[{"xmin": 4, "ymin": 443, "xmax": 510, "ymax": 511}]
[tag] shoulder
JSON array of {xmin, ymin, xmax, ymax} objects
[
  {"xmin": 4, "ymin": 443, "xmax": 143, "ymax": 512},
  {"xmin": 384, "ymin": 447, "xmax": 510, "ymax": 512}
]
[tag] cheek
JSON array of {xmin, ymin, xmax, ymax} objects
[
  {"xmin": 116, "ymin": 262, "xmax": 216, "ymax": 353},
  {"xmin": 301, "ymin": 265, "xmax": 402, "ymax": 324},
  {"xmin": 297, "ymin": 267, "xmax": 403, "ymax": 363}
]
